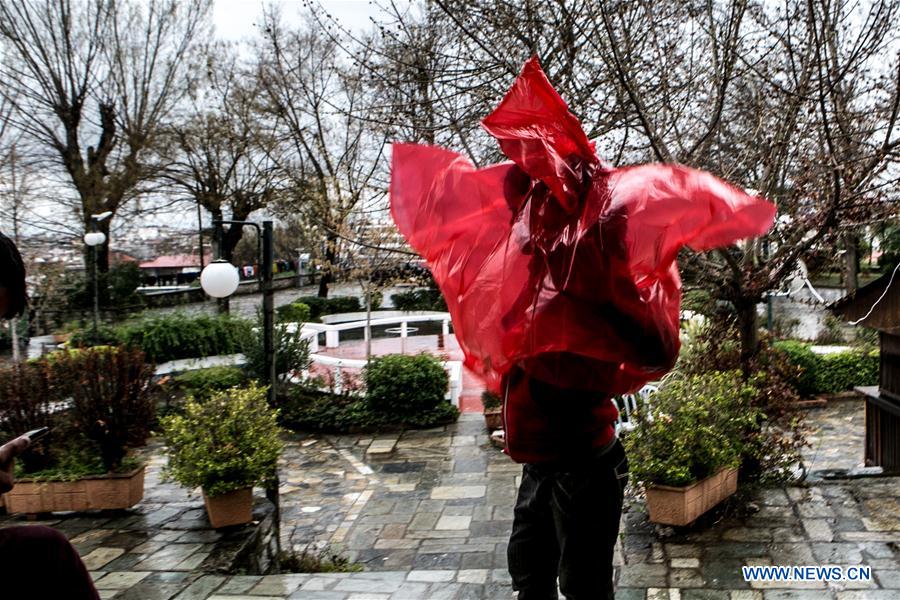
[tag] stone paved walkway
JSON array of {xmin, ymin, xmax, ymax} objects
[{"xmin": 3, "ymin": 399, "xmax": 899, "ymax": 599}]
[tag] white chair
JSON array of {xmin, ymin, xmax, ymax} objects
[{"xmin": 613, "ymin": 384, "xmax": 657, "ymax": 435}]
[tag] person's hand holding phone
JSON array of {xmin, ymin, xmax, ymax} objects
[{"xmin": 0, "ymin": 434, "xmax": 32, "ymax": 494}]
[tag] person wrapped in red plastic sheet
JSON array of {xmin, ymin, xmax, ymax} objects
[
  {"xmin": 391, "ymin": 57, "xmax": 775, "ymax": 599},
  {"xmin": 391, "ymin": 57, "xmax": 774, "ymax": 462}
]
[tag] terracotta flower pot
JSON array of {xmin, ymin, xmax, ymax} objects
[
  {"xmin": 483, "ymin": 408, "xmax": 503, "ymax": 431},
  {"xmin": 203, "ymin": 487, "xmax": 253, "ymax": 528},
  {"xmin": 645, "ymin": 467, "xmax": 738, "ymax": 526},
  {"xmin": 3, "ymin": 466, "xmax": 145, "ymax": 514}
]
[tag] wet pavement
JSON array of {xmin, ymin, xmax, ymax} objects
[{"xmin": 2, "ymin": 399, "xmax": 899, "ymax": 599}]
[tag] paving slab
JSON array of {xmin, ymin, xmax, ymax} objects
[{"xmin": 4, "ymin": 401, "xmax": 899, "ymax": 598}]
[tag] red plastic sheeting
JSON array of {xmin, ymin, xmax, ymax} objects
[{"xmin": 390, "ymin": 57, "xmax": 775, "ymax": 401}]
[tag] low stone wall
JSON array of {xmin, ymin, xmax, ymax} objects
[
  {"xmin": 205, "ymin": 498, "xmax": 279, "ymax": 574},
  {"xmin": 142, "ymin": 277, "xmax": 298, "ymax": 309}
]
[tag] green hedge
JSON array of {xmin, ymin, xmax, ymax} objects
[
  {"xmin": 774, "ymin": 340, "xmax": 879, "ymax": 396},
  {"xmin": 69, "ymin": 313, "xmax": 252, "ymax": 363},
  {"xmin": 276, "ymin": 302, "xmax": 311, "ymax": 324},
  {"xmin": 280, "ymin": 353, "xmax": 459, "ymax": 433},
  {"xmin": 365, "ymin": 353, "xmax": 448, "ymax": 417},
  {"xmin": 296, "ymin": 296, "xmax": 362, "ymax": 319},
  {"xmin": 173, "ymin": 366, "xmax": 247, "ymax": 400},
  {"xmin": 391, "ymin": 289, "xmax": 447, "ymax": 312}
]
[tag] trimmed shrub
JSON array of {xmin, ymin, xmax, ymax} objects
[
  {"xmin": 173, "ymin": 366, "xmax": 247, "ymax": 400},
  {"xmin": 281, "ymin": 353, "xmax": 459, "ymax": 433},
  {"xmin": 296, "ymin": 296, "xmax": 361, "ymax": 319},
  {"xmin": 326, "ymin": 296, "xmax": 362, "ymax": 314},
  {"xmin": 774, "ymin": 340, "xmax": 879, "ymax": 396},
  {"xmin": 67, "ymin": 323, "xmax": 120, "ymax": 348},
  {"xmin": 280, "ymin": 387, "xmax": 368, "ymax": 433},
  {"xmin": 365, "ymin": 353, "xmax": 448, "ymax": 417},
  {"xmin": 161, "ymin": 383, "xmax": 283, "ymax": 497},
  {"xmin": 276, "ymin": 302, "xmax": 311, "ymax": 324},
  {"xmin": 297, "ymin": 296, "xmax": 327, "ymax": 319},
  {"xmin": 391, "ymin": 288, "xmax": 447, "ymax": 312},
  {"xmin": 625, "ymin": 371, "xmax": 760, "ymax": 487},
  {"xmin": 816, "ymin": 349, "xmax": 879, "ymax": 394}
]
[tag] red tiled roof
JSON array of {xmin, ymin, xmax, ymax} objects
[{"xmin": 139, "ymin": 254, "xmax": 211, "ymax": 269}]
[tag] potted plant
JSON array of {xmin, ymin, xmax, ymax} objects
[
  {"xmin": 623, "ymin": 371, "xmax": 759, "ymax": 526},
  {"xmin": 482, "ymin": 390, "xmax": 503, "ymax": 431},
  {"xmin": 161, "ymin": 383, "xmax": 283, "ymax": 528},
  {"xmin": 1, "ymin": 346, "xmax": 155, "ymax": 513}
]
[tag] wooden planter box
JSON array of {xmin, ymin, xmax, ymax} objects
[
  {"xmin": 483, "ymin": 408, "xmax": 503, "ymax": 431},
  {"xmin": 203, "ymin": 487, "xmax": 253, "ymax": 529},
  {"xmin": 3, "ymin": 466, "xmax": 145, "ymax": 514},
  {"xmin": 645, "ymin": 467, "xmax": 738, "ymax": 526}
]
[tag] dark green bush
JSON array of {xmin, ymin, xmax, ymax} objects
[
  {"xmin": 280, "ymin": 387, "xmax": 368, "ymax": 432},
  {"xmin": 107, "ymin": 262, "xmax": 143, "ymax": 307},
  {"xmin": 116, "ymin": 313, "xmax": 252, "ymax": 363},
  {"xmin": 773, "ymin": 340, "xmax": 820, "ymax": 396},
  {"xmin": 173, "ymin": 366, "xmax": 247, "ymax": 400},
  {"xmin": 326, "ymin": 296, "xmax": 362, "ymax": 314},
  {"xmin": 774, "ymin": 340, "xmax": 879, "ymax": 396},
  {"xmin": 816, "ymin": 349, "xmax": 879, "ymax": 393},
  {"xmin": 481, "ymin": 390, "xmax": 501, "ymax": 410},
  {"xmin": 365, "ymin": 353, "xmax": 448, "ymax": 417},
  {"xmin": 297, "ymin": 296, "xmax": 327, "ymax": 319},
  {"xmin": 280, "ymin": 354, "xmax": 459, "ymax": 433},
  {"xmin": 296, "ymin": 296, "xmax": 361, "ymax": 319},
  {"xmin": 391, "ymin": 289, "xmax": 447, "ymax": 311},
  {"xmin": 67, "ymin": 323, "xmax": 120, "ymax": 347},
  {"xmin": 276, "ymin": 302, "xmax": 311, "ymax": 324}
]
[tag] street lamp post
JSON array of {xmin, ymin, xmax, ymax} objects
[
  {"xmin": 83, "ymin": 211, "xmax": 112, "ymax": 340},
  {"xmin": 199, "ymin": 219, "xmax": 279, "ymax": 542}
]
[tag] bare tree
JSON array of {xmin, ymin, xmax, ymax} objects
[
  {"xmin": 255, "ymin": 11, "xmax": 389, "ymax": 298},
  {"xmin": 356, "ymin": 0, "xmax": 900, "ymax": 366},
  {"xmin": 0, "ymin": 0, "xmax": 212, "ymax": 284},
  {"xmin": 165, "ymin": 46, "xmax": 280, "ymax": 266}
]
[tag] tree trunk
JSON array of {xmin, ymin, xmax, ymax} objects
[
  {"xmin": 317, "ymin": 232, "xmax": 338, "ymax": 298},
  {"xmin": 737, "ymin": 299, "xmax": 760, "ymax": 375},
  {"xmin": 843, "ymin": 232, "xmax": 859, "ymax": 293}
]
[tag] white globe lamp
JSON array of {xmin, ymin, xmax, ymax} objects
[
  {"xmin": 83, "ymin": 232, "xmax": 106, "ymax": 246},
  {"xmin": 200, "ymin": 260, "xmax": 240, "ymax": 298}
]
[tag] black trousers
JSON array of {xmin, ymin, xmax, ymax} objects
[{"xmin": 508, "ymin": 439, "xmax": 628, "ymax": 600}]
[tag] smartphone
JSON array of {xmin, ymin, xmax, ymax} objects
[{"xmin": 23, "ymin": 427, "xmax": 50, "ymax": 444}]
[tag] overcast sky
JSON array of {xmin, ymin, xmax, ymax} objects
[
  {"xmin": 212, "ymin": 0, "xmax": 384, "ymax": 39},
  {"xmin": 10, "ymin": 1, "xmax": 398, "ymax": 245}
]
